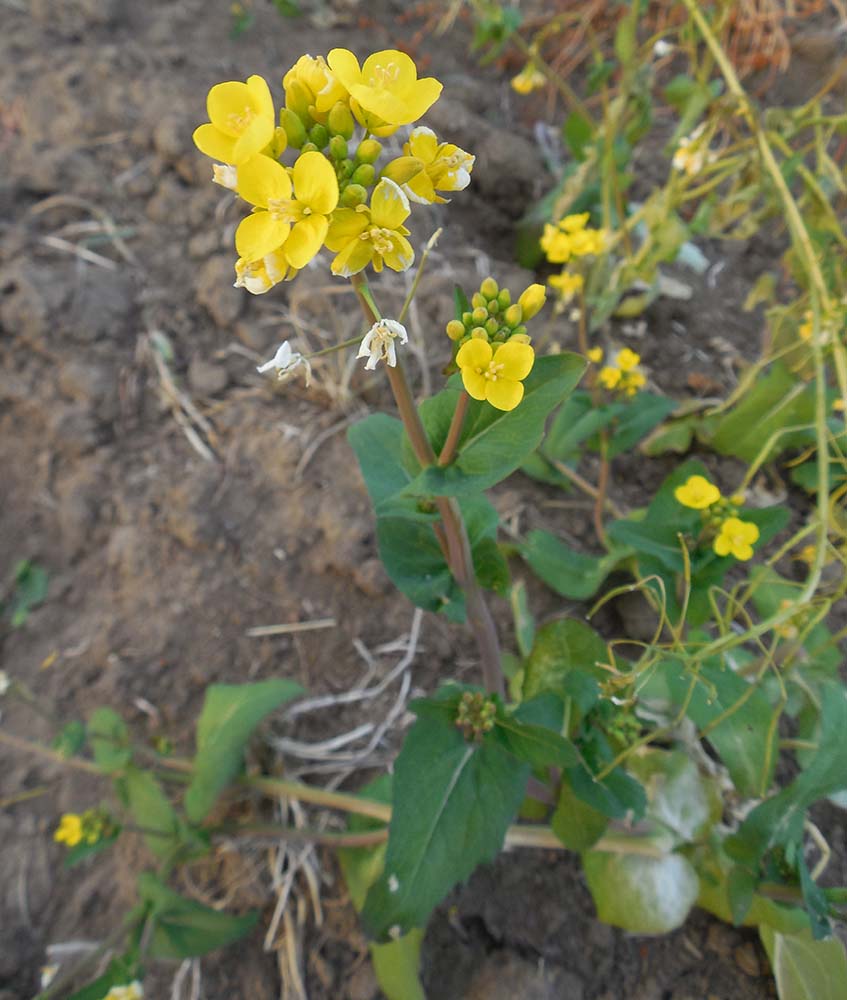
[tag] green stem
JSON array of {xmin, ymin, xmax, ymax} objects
[{"xmin": 438, "ymin": 391, "xmax": 470, "ymax": 466}]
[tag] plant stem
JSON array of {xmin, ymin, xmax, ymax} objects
[
  {"xmin": 593, "ymin": 431, "xmax": 610, "ymax": 545},
  {"xmin": 0, "ymin": 728, "xmax": 102, "ymax": 775},
  {"xmin": 348, "ymin": 272, "xmax": 503, "ymax": 695},
  {"xmin": 438, "ymin": 391, "xmax": 470, "ymax": 466}
]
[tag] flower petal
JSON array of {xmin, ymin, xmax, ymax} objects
[
  {"xmin": 207, "ymin": 81, "xmax": 253, "ymax": 135},
  {"xmin": 232, "ymin": 113, "xmax": 275, "ymax": 164},
  {"xmin": 235, "ymin": 212, "xmax": 290, "ymax": 263},
  {"xmin": 382, "ymin": 233, "xmax": 414, "ymax": 272},
  {"xmin": 327, "ymin": 48, "xmax": 361, "ymax": 90},
  {"xmin": 193, "ymin": 124, "xmax": 236, "ymax": 162},
  {"xmin": 325, "ymin": 208, "xmax": 369, "ymax": 252},
  {"xmin": 349, "ymin": 85, "xmax": 409, "ymax": 125},
  {"xmin": 361, "ymin": 50, "xmax": 417, "ymax": 92},
  {"xmin": 403, "ymin": 77, "xmax": 443, "ymax": 121},
  {"xmin": 246, "ymin": 75, "xmax": 274, "ymax": 122},
  {"xmin": 371, "ymin": 178, "xmax": 410, "ymax": 230},
  {"xmin": 713, "ymin": 536, "xmax": 731, "ymax": 557},
  {"xmin": 486, "ymin": 378, "xmax": 524, "ymax": 411},
  {"xmin": 292, "ymin": 151, "xmax": 339, "ymax": 215},
  {"xmin": 331, "ymin": 237, "xmax": 374, "ymax": 277},
  {"xmin": 494, "ymin": 341, "xmax": 535, "ymax": 380},
  {"xmin": 284, "ymin": 215, "xmax": 329, "ymax": 269},
  {"xmin": 236, "ymin": 156, "xmax": 292, "ymax": 208},
  {"xmin": 461, "ymin": 369, "xmax": 487, "ymax": 400},
  {"xmin": 456, "ymin": 338, "xmax": 493, "ymax": 370},
  {"xmin": 407, "ymin": 126, "xmax": 438, "ymax": 163}
]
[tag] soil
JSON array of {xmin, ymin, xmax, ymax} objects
[{"xmin": 0, "ymin": 2, "xmax": 843, "ymax": 999}]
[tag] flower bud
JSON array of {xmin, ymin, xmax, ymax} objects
[
  {"xmin": 518, "ymin": 283, "xmax": 547, "ymax": 320},
  {"xmin": 471, "ymin": 292, "xmax": 487, "ymax": 310},
  {"xmin": 446, "ymin": 319, "xmax": 465, "ymax": 341},
  {"xmin": 340, "ymin": 183, "xmax": 368, "ymax": 207},
  {"xmin": 340, "ymin": 158, "xmax": 355, "ymax": 177},
  {"xmin": 327, "ymin": 100, "xmax": 354, "ymax": 139},
  {"xmin": 509, "ymin": 332, "xmax": 531, "ymax": 344},
  {"xmin": 351, "ymin": 163, "xmax": 375, "ymax": 186},
  {"xmin": 355, "ymin": 138, "xmax": 382, "ymax": 164},
  {"xmin": 279, "ymin": 108, "xmax": 307, "ymax": 149},
  {"xmin": 504, "ymin": 303, "xmax": 523, "ymax": 328},
  {"xmin": 329, "ymin": 135, "xmax": 348, "ymax": 161},
  {"xmin": 285, "ymin": 79, "xmax": 312, "ymax": 120},
  {"xmin": 497, "ymin": 288, "xmax": 511, "ymax": 309},
  {"xmin": 485, "ymin": 317, "xmax": 499, "ymax": 335},
  {"xmin": 480, "ymin": 277, "xmax": 499, "ymax": 299},
  {"xmin": 462, "ymin": 311, "xmax": 473, "ymax": 325},
  {"xmin": 308, "ymin": 123, "xmax": 329, "ymax": 149},
  {"xmin": 381, "ymin": 155, "xmax": 421, "ymax": 185},
  {"xmin": 300, "ymin": 141, "xmax": 319, "ymax": 154},
  {"xmin": 487, "ymin": 300, "xmax": 499, "ymax": 316},
  {"xmin": 492, "ymin": 331, "xmax": 507, "ymax": 342},
  {"xmin": 512, "ymin": 325, "xmax": 528, "ymax": 339},
  {"xmin": 471, "ymin": 326, "xmax": 488, "ymax": 339},
  {"xmin": 472, "ymin": 306, "xmax": 488, "ymax": 324}
]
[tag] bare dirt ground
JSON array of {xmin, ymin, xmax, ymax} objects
[{"xmin": 1, "ymin": 1, "xmax": 842, "ymax": 997}]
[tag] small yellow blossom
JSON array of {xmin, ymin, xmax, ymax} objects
[
  {"xmin": 598, "ymin": 366, "xmax": 622, "ymax": 390},
  {"xmin": 622, "ymin": 370, "xmax": 646, "ymax": 396},
  {"xmin": 518, "ymin": 283, "xmax": 547, "ymax": 321},
  {"xmin": 283, "ymin": 54, "xmax": 347, "ymax": 123},
  {"xmin": 327, "ymin": 178, "xmax": 414, "ymax": 276},
  {"xmin": 775, "ymin": 598, "xmax": 799, "ymax": 640},
  {"xmin": 672, "ymin": 125, "xmax": 715, "ymax": 178},
  {"xmin": 456, "ymin": 339, "xmax": 535, "ymax": 411},
  {"xmin": 797, "ymin": 544, "xmax": 818, "ymax": 565},
  {"xmin": 193, "ymin": 75, "xmax": 277, "ymax": 165},
  {"xmin": 798, "ymin": 311, "xmax": 813, "ymax": 342},
  {"xmin": 713, "ymin": 516, "xmax": 760, "ymax": 561},
  {"xmin": 548, "ymin": 270, "xmax": 584, "ymax": 303},
  {"xmin": 327, "ymin": 48, "xmax": 442, "ymax": 136},
  {"xmin": 586, "ymin": 347, "xmax": 603, "ymax": 363},
  {"xmin": 511, "ymin": 65, "xmax": 546, "ymax": 95},
  {"xmin": 541, "ymin": 215, "xmax": 606, "ymax": 264},
  {"xmin": 561, "ymin": 213, "xmax": 590, "ymax": 233},
  {"xmin": 234, "ymin": 151, "xmax": 339, "ymax": 266},
  {"xmin": 834, "ymin": 397, "xmax": 845, "ymax": 412},
  {"xmin": 234, "ymin": 250, "xmax": 295, "ymax": 295},
  {"xmin": 382, "ymin": 126, "xmax": 474, "ymax": 204},
  {"xmin": 675, "ymin": 475, "xmax": 721, "ymax": 510},
  {"xmin": 54, "ymin": 813, "xmax": 84, "ymax": 847},
  {"xmin": 104, "ymin": 982, "xmax": 144, "ymax": 1000},
  {"xmin": 616, "ymin": 348, "xmax": 640, "ymax": 372}
]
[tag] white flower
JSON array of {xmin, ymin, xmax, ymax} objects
[
  {"xmin": 257, "ymin": 341, "xmax": 312, "ymax": 386},
  {"xmin": 212, "ymin": 163, "xmax": 238, "ymax": 191},
  {"xmin": 356, "ymin": 319, "xmax": 408, "ymax": 371},
  {"xmin": 653, "ymin": 39, "xmax": 673, "ymax": 58}
]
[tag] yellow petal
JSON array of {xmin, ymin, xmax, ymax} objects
[
  {"xmin": 236, "ymin": 156, "xmax": 292, "ymax": 208},
  {"xmin": 407, "ymin": 126, "xmax": 438, "ymax": 164},
  {"xmin": 405, "ymin": 170, "xmax": 438, "ymax": 205},
  {"xmin": 292, "ymin": 151, "xmax": 338, "ymax": 215},
  {"xmin": 207, "ymin": 81, "xmax": 253, "ymax": 135},
  {"xmin": 486, "ymin": 378, "xmax": 524, "ymax": 411},
  {"xmin": 325, "ymin": 208, "xmax": 369, "ymax": 252},
  {"xmin": 349, "ymin": 85, "xmax": 410, "ymax": 125},
  {"xmin": 331, "ymin": 237, "xmax": 374, "ymax": 277},
  {"xmin": 362, "ymin": 50, "xmax": 417, "ymax": 92},
  {"xmin": 284, "ymin": 215, "xmax": 328, "ymax": 269},
  {"xmin": 371, "ymin": 178, "xmax": 410, "ymax": 230},
  {"xmin": 246, "ymin": 74, "xmax": 274, "ymax": 122},
  {"xmin": 456, "ymin": 338, "xmax": 492, "ymax": 370},
  {"xmin": 235, "ymin": 212, "xmax": 290, "ymax": 263},
  {"xmin": 382, "ymin": 233, "xmax": 414, "ymax": 272},
  {"xmin": 327, "ymin": 48, "xmax": 362, "ymax": 90},
  {"xmin": 494, "ymin": 341, "xmax": 534, "ymax": 380},
  {"xmin": 461, "ymin": 369, "xmax": 488, "ymax": 400},
  {"xmin": 382, "ymin": 155, "xmax": 424, "ymax": 187},
  {"xmin": 402, "ymin": 77, "xmax": 443, "ymax": 122},
  {"xmin": 193, "ymin": 124, "xmax": 236, "ymax": 162},
  {"xmin": 232, "ymin": 113, "xmax": 275, "ymax": 164}
]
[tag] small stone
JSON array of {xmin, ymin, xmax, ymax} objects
[
  {"xmin": 196, "ymin": 254, "xmax": 244, "ymax": 328},
  {"xmin": 188, "ymin": 356, "xmax": 228, "ymax": 396}
]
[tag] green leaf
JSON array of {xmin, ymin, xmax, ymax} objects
[
  {"xmin": 185, "ymin": 680, "xmax": 302, "ymax": 823},
  {"xmin": 727, "ymin": 865, "xmax": 757, "ymax": 926},
  {"xmin": 493, "ymin": 711, "xmax": 578, "ymax": 769},
  {"xmin": 65, "ymin": 955, "xmax": 139, "ymax": 1000},
  {"xmin": 606, "ymin": 393, "xmax": 677, "ymax": 458},
  {"xmin": 361, "ymin": 702, "xmax": 529, "ymax": 940},
  {"xmin": 568, "ymin": 759, "xmax": 647, "ymax": 820},
  {"xmin": 8, "ymin": 559, "xmax": 48, "ymax": 627},
  {"xmin": 799, "ymin": 856, "xmax": 832, "ymax": 940},
  {"xmin": 64, "ymin": 830, "xmax": 121, "ymax": 868},
  {"xmin": 408, "ymin": 354, "xmax": 586, "ymax": 497},
  {"xmin": 522, "ymin": 618, "xmax": 609, "ymax": 701},
  {"xmin": 52, "ymin": 720, "xmax": 86, "ymax": 759},
  {"xmin": 510, "ymin": 580, "xmax": 535, "ymax": 659},
  {"xmin": 138, "ymin": 872, "xmax": 257, "ymax": 959},
  {"xmin": 88, "ymin": 708, "xmax": 132, "ymax": 774},
  {"xmin": 628, "ymin": 749, "xmax": 714, "ymax": 843},
  {"xmin": 521, "ymin": 530, "xmax": 630, "ymax": 601},
  {"xmin": 271, "ymin": 0, "xmax": 301, "ymax": 14},
  {"xmin": 563, "ymin": 110, "xmax": 594, "ymax": 161},
  {"xmin": 348, "ymin": 413, "xmax": 415, "ymax": 511},
  {"xmin": 472, "ymin": 536, "xmax": 510, "ymax": 596},
  {"xmin": 760, "ymin": 926, "xmax": 847, "ymax": 1000},
  {"xmin": 551, "ymin": 779, "xmax": 608, "ymax": 851},
  {"xmin": 582, "ymin": 850, "xmax": 699, "ymax": 933},
  {"xmin": 118, "ymin": 768, "xmax": 181, "ymax": 860}
]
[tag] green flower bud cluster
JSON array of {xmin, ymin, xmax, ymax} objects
[
  {"xmin": 281, "ymin": 96, "xmax": 354, "ymax": 149},
  {"xmin": 455, "ymin": 690, "xmax": 497, "ymax": 743},
  {"xmin": 445, "ymin": 276, "xmax": 535, "ymax": 349},
  {"xmin": 701, "ymin": 494, "xmax": 743, "ymax": 531}
]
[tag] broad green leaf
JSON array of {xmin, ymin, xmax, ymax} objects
[
  {"xmin": 472, "ymin": 536, "xmax": 509, "ymax": 596},
  {"xmin": 407, "ymin": 354, "xmax": 586, "ymax": 497},
  {"xmin": 88, "ymin": 708, "xmax": 132, "ymax": 774},
  {"xmin": 118, "ymin": 768, "xmax": 180, "ymax": 860},
  {"xmin": 138, "ymin": 872, "xmax": 257, "ymax": 959},
  {"xmin": 347, "ymin": 413, "xmax": 415, "ymax": 511},
  {"xmin": 567, "ymin": 759, "xmax": 647, "ymax": 820},
  {"xmin": 760, "ymin": 926, "xmax": 847, "ymax": 1000},
  {"xmin": 727, "ymin": 865, "xmax": 757, "ymax": 926},
  {"xmin": 542, "ymin": 392, "xmax": 614, "ymax": 461},
  {"xmin": 493, "ymin": 714, "xmax": 578, "ymax": 770},
  {"xmin": 583, "ymin": 850, "xmax": 699, "ymax": 933},
  {"xmin": 522, "ymin": 618, "xmax": 609, "ymax": 701},
  {"xmin": 799, "ymin": 856, "xmax": 832, "ymax": 940},
  {"xmin": 371, "ymin": 931, "xmax": 426, "ymax": 1000},
  {"xmin": 551, "ymin": 779, "xmax": 608, "ymax": 851},
  {"xmin": 64, "ymin": 830, "xmax": 121, "ymax": 868},
  {"xmin": 361, "ymin": 703, "xmax": 529, "ymax": 940},
  {"xmin": 185, "ymin": 680, "xmax": 302, "ymax": 822},
  {"xmin": 607, "ymin": 392, "xmax": 677, "ymax": 458},
  {"xmin": 521, "ymin": 530, "xmax": 631, "ymax": 601},
  {"xmin": 628, "ymin": 750, "xmax": 714, "ymax": 843}
]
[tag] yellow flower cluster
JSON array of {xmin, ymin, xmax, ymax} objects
[
  {"xmin": 193, "ymin": 50, "xmax": 474, "ymax": 294},
  {"xmin": 588, "ymin": 347, "xmax": 645, "ymax": 397},
  {"xmin": 541, "ymin": 212, "xmax": 606, "ymax": 265},
  {"xmin": 446, "ymin": 277, "xmax": 545, "ymax": 411},
  {"xmin": 674, "ymin": 475, "xmax": 760, "ymax": 561},
  {"xmin": 54, "ymin": 809, "xmax": 110, "ymax": 848},
  {"xmin": 671, "ymin": 124, "xmax": 715, "ymax": 178},
  {"xmin": 104, "ymin": 983, "xmax": 144, "ymax": 1000},
  {"xmin": 511, "ymin": 64, "xmax": 546, "ymax": 95}
]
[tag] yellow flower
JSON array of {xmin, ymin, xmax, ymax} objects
[
  {"xmin": 586, "ymin": 347, "xmax": 603, "ymax": 363},
  {"xmin": 234, "ymin": 151, "xmax": 339, "ymax": 266},
  {"xmin": 283, "ymin": 54, "xmax": 347, "ymax": 123},
  {"xmin": 797, "ymin": 544, "xmax": 817, "ymax": 565},
  {"xmin": 616, "ymin": 348, "xmax": 640, "ymax": 372},
  {"xmin": 674, "ymin": 474, "xmax": 721, "ymax": 510},
  {"xmin": 548, "ymin": 270, "xmax": 584, "ymax": 302},
  {"xmin": 511, "ymin": 66, "xmax": 546, "ymax": 95},
  {"xmin": 713, "ymin": 516, "xmax": 760, "ymax": 561},
  {"xmin": 561, "ymin": 213, "xmax": 590, "ymax": 233},
  {"xmin": 193, "ymin": 75, "xmax": 277, "ymax": 165},
  {"xmin": 327, "ymin": 178, "xmax": 414, "ymax": 276},
  {"xmin": 234, "ymin": 249, "xmax": 295, "ymax": 295},
  {"xmin": 622, "ymin": 370, "xmax": 646, "ymax": 396},
  {"xmin": 598, "ymin": 365, "xmax": 622, "ymax": 390},
  {"xmin": 540, "ymin": 217, "xmax": 606, "ymax": 264},
  {"xmin": 518, "ymin": 283, "xmax": 547, "ymax": 321},
  {"xmin": 798, "ymin": 311, "xmax": 813, "ymax": 342},
  {"xmin": 456, "ymin": 339, "xmax": 535, "ymax": 411},
  {"xmin": 104, "ymin": 982, "xmax": 144, "ymax": 1000},
  {"xmin": 834, "ymin": 397, "xmax": 845, "ymax": 412},
  {"xmin": 382, "ymin": 126, "xmax": 475, "ymax": 204},
  {"xmin": 327, "ymin": 48, "xmax": 442, "ymax": 136},
  {"xmin": 54, "ymin": 813, "xmax": 84, "ymax": 847}
]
